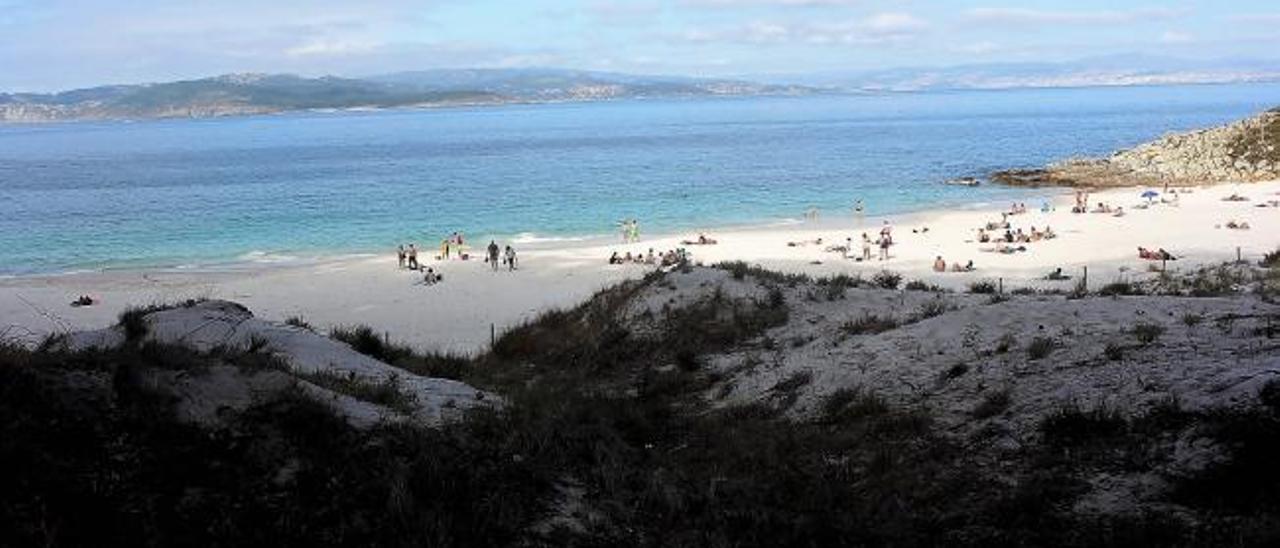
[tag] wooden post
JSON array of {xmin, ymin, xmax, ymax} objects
[
  {"xmin": 998, "ymin": 277, "xmax": 1004, "ymax": 294},
  {"xmin": 490, "ymin": 323, "xmax": 496, "ymax": 348},
  {"xmin": 1083, "ymin": 266, "xmax": 1088, "ymax": 289},
  {"xmin": 1237, "ymin": 246, "xmax": 1242, "ymax": 264}
]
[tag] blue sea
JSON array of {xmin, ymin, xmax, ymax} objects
[{"xmin": 4, "ymin": 83, "xmax": 1280, "ymax": 276}]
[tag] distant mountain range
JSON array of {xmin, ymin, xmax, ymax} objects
[
  {"xmin": 5, "ymin": 57, "xmax": 1280, "ymax": 123},
  {"xmin": 762, "ymin": 55, "xmax": 1280, "ymax": 92},
  {"xmin": 0, "ymin": 69, "xmax": 812, "ymax": 123}
]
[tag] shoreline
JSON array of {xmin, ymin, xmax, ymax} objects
[
  {"xmin": 4, "ymin": 180, "xmax": 1278, "ymax": 354},
  {"xmin": 0, "ymin": 187, "xmax": 1045, "ymax": 280}
]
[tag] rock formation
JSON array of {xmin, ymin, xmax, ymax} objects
[{"xmin": 993, "ymin": 107, "xmax": 1280, "ymax": 187}]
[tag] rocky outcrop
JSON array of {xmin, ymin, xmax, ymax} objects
[{"xmin": 993, "ymin": 108, "xmax": 1280, "ymax": 187}]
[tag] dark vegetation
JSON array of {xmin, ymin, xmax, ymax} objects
[{"xmin": 4, "ymin": 268, "xmax": 1280, "ymax": 546}]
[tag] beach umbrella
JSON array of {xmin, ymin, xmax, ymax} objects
[{"xmin": 1141, "ymin": 190, "xmax": 1159, "ymax": 202}]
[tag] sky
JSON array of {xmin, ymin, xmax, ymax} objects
[{"xmin": 2, "ymin": 0, "xmax": 1279, "ymax": 92}]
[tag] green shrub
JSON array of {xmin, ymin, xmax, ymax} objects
[
  {"xmin": 1181, "ymin": 312, "xmax": 1204, "ymax": 328},
  {"xmin": 968, "ymin": 280, "xmax": 998, "ymax": 294},
  {"xmin": 816, "ymin": 274, "xmax": 858, "ymax": 300},
  {"xmin": 1027, "ymin": 337, "xmax": 1055, "ymax": 360},
  {"xmin": 994, "ymin": 333, "xmax": 1017, "ymax": 354},
  {"xmin": 330, "ymin": 324, "xmax": 413, "ymax": 364},
  {"xmin": 820, "ymin": 387, "xmax": 889, "ymax": 423},
  {"xmin": 871, "ymin": 270, "xmax": 902, "ymax": 290},
  {"xmin": 841, "ymin": 313, "xmax": 899, "ymax": 335},
  {"xmin": 1132, "ymin": 322, "xmax": 1166, "ymax": 345},
  {"xmin": 1040, "ymin": 405, "xmax": 1127, "ymax": 447},
  {"xmin": 284, "ymin": 315, "xmax": 313, "ymax": 330},
  {"xmin": 972, "ymin": 390, "xmax": 1012, "ymax": 419},
  {"xmin": 905, "ymin": 280, "xmax": 942, "ymax": 292},
  {"xmin": 298, "ymin": 369, "xmax": 416, "ymax": 413},
  {"xmin": 1262, "ymin": 248, "xmax": 1280, "ymax": 269},
  {"xmin": 942, "ymin": 362, "xmax": 969, "ymax": 381},
  {"xmin": 912, "ymin": 298, "xmax": 952, "ymax": 321},
  {"xmin": 1098, "ymin": 280, "xmax": 1143, "ymax": 296}
]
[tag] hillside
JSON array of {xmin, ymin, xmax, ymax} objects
[
  {"xmin": 3, "ymin": 257, "xmax": 1280, "ymax": 545},
  {"xmin": 0, "ymin": 70, "xmax": 811, "ymax": 123},
  {"xmin": 993, "ymin": 107, "xmax": 1280, "ymax": 187}
]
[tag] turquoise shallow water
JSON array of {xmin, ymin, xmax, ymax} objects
[{"xmin": 4, "ymin": 83, "xmax": 1280, "ymax": 275}]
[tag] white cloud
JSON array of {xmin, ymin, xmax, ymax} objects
[
  {"xmin": 1226, "ymin": 13, "xmax": 1280, "ymax": 25},
  {"xmin": 953, "ymin": 41, "xmax": 1000, "ymax": 55},
  {"xmin": 967, "ymin": 7, "xmax": 1185, "ymax": 26},
  {"xmin": 684, "ymin": 0, "xmax": 864, "ymax": 6},
  {"xmin": 681, "ymin": 12, "xmax": 929, "ymax": 46},
  {"xmin": 1159, "ymin": 31, "xmax": 1193, "ymax": 44},
  {"xmin": 286, "ymin": 39, "xmax": 382, "ymax": 57}
]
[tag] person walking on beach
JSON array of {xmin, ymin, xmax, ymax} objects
[
  {"xmin": 397, "ymin": 244, "xmax": 406, "ymax": 269},
  {"xmin": 861, "ymin": 233, "xmax": 872, "ymax": 261},
  {"xmin": 629, "ymin": 219, "xmax": 640, "ymax": 242},
  {"xmin": 504, "ymin": 245, "xmax": 517, "ymax": 271},
  {"xmin": 487, "ymin": 240, "xmax": 500, "ymax": 271},
  {"xmin": 407, "ymin": 244, "xmax": 419, "ymax": 270}
]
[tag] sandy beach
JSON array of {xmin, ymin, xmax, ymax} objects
[{"xmin": 4, "ymin": 180, "xmax": 1279, "ymax": 354}]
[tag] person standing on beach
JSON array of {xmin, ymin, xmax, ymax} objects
[
  {"xmin": 504, "ymin": 246, "xmax": 517, "ymax": 271},
  {"xmin": 487, "ymin": 240, "xmax": 500, "ymax": 271},
  {"xmin": 861, "ymin": 233, "xmax": 872, "ymax": 261},
  {"xmin": 407, "ymin": 244, "xmax": 419, "ymax": 270},
  {"xmin": 397, "ymin": 245, "xmax": 406, "ymax": 269},
  {"xmin": 441, "ymin": 238, "xmax": 450, "ymax": 260}
]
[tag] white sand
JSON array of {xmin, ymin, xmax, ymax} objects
[{"xmin": 4, "ymin": 181, "xmax": 1279, "ymax": 354}]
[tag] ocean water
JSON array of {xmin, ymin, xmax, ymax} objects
[{"xmin": 4, "ymin": 83, "xmax": 1280, "ymax": 275}]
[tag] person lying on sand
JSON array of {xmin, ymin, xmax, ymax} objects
[
  {"xmin": 979, "ymin": 242, "xmax": 1027, "ymax": 254},
  {"xmin": 950, "ymin": 260, "xmax": 975, "ymax": 272},
  {"xmin": 1112, "ymin": 207, "xmax": 1126, "ymax": 217},
  {"xmin": 1224, "ymin": 220, "xmax": 1251, "ymax": 230},
  {"xmin": 1045, "ymin": 268, "xmax": 1070, "ymax": 281},
  {"xmin": 786, "ymin": 238, "xmax": 823, "ymax": 247},
  {"xmin": 70, "ymin": 295, "xmax": 96, "ymax": 307},
  {"xmin": 1138, "ymin": 247, "xmax": 1177, "ymax": 261},
  {"xmin": 1223, "ymin": 193, "xmax": 1250, "ymax": 202},
  {"xmin": 681, "ymin": 233, "xmax": 718, "ymax": 245}
]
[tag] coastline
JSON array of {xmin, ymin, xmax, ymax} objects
[{"xmin": 4, "ymin": 180, "xmax": 1278, "ymax": 353}]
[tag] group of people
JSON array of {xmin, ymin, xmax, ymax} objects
[
  {"xmin": 396, "ymin": 236, "xmax": 520, "ymax": 287},
  {"xmin": 608, "ymin": 247, "xmax": 690, "ymax": 268},
  {"xmin": 485, "ymin": 240, "xmax": 519, "ymax": 271},
  {"xmin": 933, "ymin": 256, "xmax": 975, "ymax": 273},
  {"xmin": 831, "ymin": 222, "xmax": 894, "ymax": 262},
  {"xmin": 977, "ymin": 225, "xmax": 1056, "ymax": 244},
  {"xmin": 1071, "ymin": 191, "xmax": 1092, "ymax": 213},
  {"xmin": 618, "ymin": 219, "xmax": 641, "ymax": 243}
]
